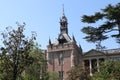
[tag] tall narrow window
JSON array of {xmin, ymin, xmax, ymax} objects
[
  {"xmin": 49, "ymin": 53, "xmax": 53, "ymax": 64},
  {"xmin": 58, "ymin": 71, "xmax": 64, "ymax": 79},
  {"xmin": 58, "ymin": 53, "xmax": 63, "ymax": 65}
]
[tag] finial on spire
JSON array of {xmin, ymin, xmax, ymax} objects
[{"xmin": 62, "ymin": 4, "xmax": 65, "ymax": 16}]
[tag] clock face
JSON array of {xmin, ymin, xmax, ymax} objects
[{"xmin": 60, "ymin": 35, "xmax": 63, "ymax": 39}]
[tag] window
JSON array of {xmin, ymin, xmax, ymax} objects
[
  {"xmin": 58, "ymin": 53, "xmax": 64, "ymax": 65},
  {"xmin": 58, "ymin": 71, "xmax": 64, "ymax": 79}
]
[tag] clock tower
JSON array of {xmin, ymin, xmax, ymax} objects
[{"xmin": 47, "ymin": 7, "xmax": 82, "ymax": 80}]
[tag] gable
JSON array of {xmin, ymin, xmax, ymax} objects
[
  {"xmin": 62, "ymin": 33, "xmax": 71, "ymax": 42},
  {"xmin": 58, "ymin": 33, "xmax": 72, "ymax": 44},
  {"xmin": 84, "ymin": 49, "xmax": 105, "ymax": 57}
]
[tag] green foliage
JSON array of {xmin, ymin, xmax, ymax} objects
[
  {"xmin": 48, "ymin": 71, "xmax": 60, "ymax": 80},
  {"xmin": 82, "ymin": 26, "xmax": 108, "ymax": 43},
  {"xmin": 82, "ymin": 12, "xmax": 105, "ymax": 23},
  {"xmin": 81, "ymin": 3, "xmax": 120, "ymax": 45},
  {"xmin": 0, "ymin": 22, "xmax": 36, "ymax": 80},
  {"xmin": 67, "ymin": 65, "xmax": 91, "ymax": 80},
  {"xmin": 93, "ymin": 60, "xmax": 120, "ymax": 80},
  {"xmin": 22, "ymin": 43, "xmax": 47, "ymax": 80}
]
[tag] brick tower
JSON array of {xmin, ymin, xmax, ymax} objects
[{"xmin": 47, "ymin": 7, "xmax": 82, "ymax": 80}]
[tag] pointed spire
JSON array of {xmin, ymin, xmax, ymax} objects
[
  {"xmin": 48, "ymin": 37, "xmax": 53, "ymax": 49},
  {"xmin": 72, "ymin": 34, "xmax": 76, "ymax": 43},
  {"xmin": 60, "ymin": 4, "xmax": 68, "ymax": 34},
  {"xmin": 79, "ymin": 43, "xmax": 83, "ymax": 53},
  {"xmin": 48, "ymin": 37, "xmax": 51, "ymax": 45},
  {"xmin": 79, "ymin": 44, "xmax": 81, "ymax": 48}
]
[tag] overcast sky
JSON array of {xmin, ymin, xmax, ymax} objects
[{"xmin": 0, "ymin": 0, "xmax": 120, "ymax": 52}]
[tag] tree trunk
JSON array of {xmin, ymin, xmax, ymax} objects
[{"xmin": 13, "ymin": 64, "xmax": 17, "ymax": 80}]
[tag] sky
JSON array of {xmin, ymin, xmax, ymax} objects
[{"xmin": 0, "ymin": 0, "xmax": 120, "ymax": 52}]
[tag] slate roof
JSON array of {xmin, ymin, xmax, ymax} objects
[
  {"xmin": 83, "ymin": 48, "xmax": 120, "ymax": 57},
  {"xmin": 54, "ymin": 33, "xmax": 72, "ymax": 45},
  {"xmin": 102, "ymin": 48, "xmax": 120, "ymax": 55}
]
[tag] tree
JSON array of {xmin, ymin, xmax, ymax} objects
[
  {"xmin": 22, "ymin": 43, "xmax": 47, "ymax": 80},
  {"xmin": 67, "ymin": 65, "xmax": 91, "ymax": 80},
  {"xmin": 81, "ymin": 3, "xmax": 120, "ymax": 49},
  {"xmin": 92, "ymin": 60, "xmax": 120, "ymax": 80},
  {"xmin": 0, "ymin": 22, "xmax": 36, "ymax": 80}
]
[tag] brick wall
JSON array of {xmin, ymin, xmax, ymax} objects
[{"xmin": 47, "ymin": 42, "xmax": 82, "ymax": 80}]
